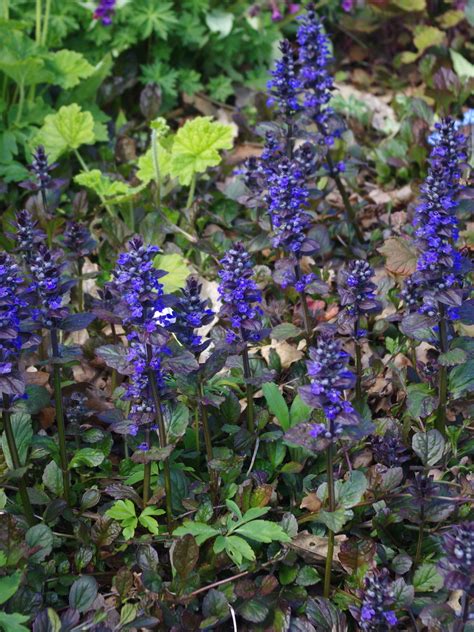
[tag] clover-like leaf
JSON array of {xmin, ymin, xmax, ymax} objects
[
  {"xmin": 169, "ymin": 116, "xmax": 234, "ymax": 185},
  {"xmin": 33, "ymin": 104, "xmax": 96, "ymax": 161}
]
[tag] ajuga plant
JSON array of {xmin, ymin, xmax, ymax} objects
[
  {"xmin": 350, "ymin": 568, "xmax": 398, "ymax": 631},
  {"xmin": 93, "ymin": 0, "xmax": 116, "ymax": 25},
  {"xmin": 109, "ymin": 236, "xmax": 175, "ymax": 519},
  {"xmin": 337, "ymin": 260, "xmax": 381, "ymax": 401},
  {"xmin": 404, "ymin": 118, "xmax": 467, "ymax": 436},
  {"xmin": 218, "ymin": 243, "xmax": 265, "ymax": 434},
  {"xmin": 62, "ymin": 221, "xmax": 97, "ymax": 312}
]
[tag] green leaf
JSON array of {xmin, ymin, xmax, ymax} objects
[
  {"xmin": 153, "ymin": 253, "xmax": 191, "ymax": 293},
  {"xmin": 105, "ymin": 499, "xmax": 136, "ymax": 521},
  {"xmin": 413, "ymin": 563, "xmax": 443, "ymax": 592},
  {"xmin": 290, "ymin": 395, "xmax": 312, "ymax": 427},
  {"xmin": 449, "ymin": 360, "xmax": 474, "ymax": 398},
  {"xmin": 296, "ymin": 565, "xmax": 321, "ymax": 586},
  {"xmin": 42, "ymin": 460, "xmax": 64, "ymax": 496},
  {"xmin": 69, "ymin": 576, "xmax": 98, "ymax": 613},
  {"xmin": 74, "ymin": 169, "xmax": 131, "ymax": 199},
  {"xmin": 412, "ymin": 430, "xmax": 445, "ymax": 466},
  {"xmin": 317, "ymin": 509, "xmax": 349, "ymax": 533},
  {"xmin": 26, "ymin": 524, "xmax": 54, "ymax": 562},
  {"xmin": 45, "ymin": 50, "xmax": 94, "ymax": 89},
  {"xmin": 128, "ymin": 0, "xmax": 178, "ymax": 39},
  {"xmin": 337, "ymin": 471, "xmax": 368, "ymax": 509},
  {"xmin": 406, "ymin": 383, "xmax": 437, "ymax": 418},
  {"xmin": 270, "ymin": 323, "xmax": 302, "ymax": 341},
  {"xmin": 136, "ymin": 146, "xmax": 171, "ymax": 185},
  {"xmin": 438, "ymin": 348, "xmax": 467, "ymax": 366},
  {"xmin": 69, "ymin": 448, "xmax": 105, "ymax": 468},
  {"xmin": 220, "ymin": 535, "xmax": 256, "ymax": 565},
  {"xmin": 239, "ymin": 599, "xmax": 269, "ymax": 624},
  {"xmin": 450, "ymin": 49, "xmax": 474, "ymax": 79},
  {"xmin": 173, "ymin": 520, "xmax": 219, "ymax": 546},
  {"xmin": 262, "ymin": 383, "xmax": 290, "ymax": 431},
  {"xmin": 392, "ymin": 0, "xmax": 426, "ymax": 10},
  {"xmin": 205, "ymin": 10, "xmax": 234, "ymax": 38},
  {"xmin": 0, "ymin": 571, "xmax": 21, "ymax": 605},
  {"xmin": 169, "ymin": 116, "xmax": 234, "ymax": 185},
  {"xmin": 413, "ymin": 26, "xmax": 444, "ymax": 53},
  {"xmin": 235, "ymin": 520, "xmax": 291, "ymax": 544},
  {"xmin": 0, "ymin": 611, "xmax": 30, "ymax": 632},
  {"xmin": 1, "ymin": 412, "xmax": 32, "ymax": 469},
  {"xmin": 33, "ymin": 104, "xmax": 96, "ymax": 161}
]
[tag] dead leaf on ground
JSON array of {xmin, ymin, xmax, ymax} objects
[
  {"xmin": 260, "ymin": 340, "xmax": 303, "ymax": 369},
  {"xmin": 300, "ymin": 493, "xmax": 322, "ymax": 513},
  {"xmin": 289, "ymin": 531, "xmax": 347, "ymax": 566},
  {"xmin": 378, "ymin": 237, "xmax": 418, "ymax": 277}
]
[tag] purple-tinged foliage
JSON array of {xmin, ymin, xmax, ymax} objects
[
  {"xmin": 218, "ymin": 242, "xmax": 265, "ymax": 344},
  {"xmin": 14, "ymin": 210, "xmax": 45, "ymax": 265},
  {"xmin": 338, "ymin": 260, "xmax": 381, "ymax": 333},
  {"xmin": 412, "ymin": 117, "xmax": 467, "ymax": 320},
  {"xmin": 111, "ymin": 236, "xmax": 172, "ymax": 333},
  {"xmin": 93, "ymin": 0, "xmax": 116, "ymax": 25},
  {"xmin": 439, "ymin": 522, "xmax": 474, "ymax": 591},
  {"xmin": 371, "ymin": 432, "xmax": 409, "ymax": 468},
  {"xmin": 21, "ymin": 146, "xmax": 61, "ymax": 193},
  {"xmin": 351, "ymin": 569, "xmax": 397, "ymax": 631},
  {"xmin": 29, "ymin": 245, "xmax": 72, "ymax": 328},
  {"xmin": 172, "ymin": 276, "xmax": 214, "ymax": 354},
  {"xmin": 267, "ymin": 40, "xmax": 300, "ymax": 122},
  {"xmin": 297, "ymin": 5, "xmax": 341, "ymax": 147},
  {"xmin": 63, "ymin": 221, "xmax": 97, "ymax": 257}
]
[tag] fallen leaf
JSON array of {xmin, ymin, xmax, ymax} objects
[
  {"xmin": 378, "ymin": 237, "xmax": 418, "ymax": 277},
  {"xmin": 289, "ymin": 531, "xmax": 347, "ymax": 566},
  {"xmin": 260, "ymin": 340, "xmax": 303, "ymax": 369}
]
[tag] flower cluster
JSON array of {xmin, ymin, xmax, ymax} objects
[
  {"xmin": 93, "ymin": 0, "xmax": 116, "ymax": 25},
  {"xmin": 299, "ymin": 333, "xmax": 358, "ymax": 440},
  {"xmin": 28, "ymin": 245, "xmax": 72, "ymax": 328},
  {"xmin": 172, "ymin": 277, "xmax": 214, "ymax": 354},
  {"xmin": 412, "ymin": 117, "xmax": 466, "ymax": 320},
  {"xmin": 352, "ymin": 569, "xmax": 397, "ymax": 631},
  {"xmin": 267, "ymin": 40, "xmax": 300, "ymax": 122},
  {"xmin": 0, "ymin": 252, "xmax": 26, "ymax": 396},
  {"xmin": 63, "ymin": 221, "xmax": 96, "ymax": 257},
  {"xmin": 21, "ymin": 146, "xmax": 60, "ymax": 194},
  {"xmin": 371, "ymin": 432, "xmax": 409, "ymax": 468},
  {"xmin": 218, "ymin": 243, "xmax": 265, "ymax": 344},
  {"xmin": 297, "ymin": 5, "xmax": 340, "ymax": 147},
  {"xmin": 111, "ymin": 236, "xmax": 172, "ymax": 332},
  {"xmin": 438, "ymin": 522, "xmax": 474, "ymax": 591},
  {"xmin": 14, "ymin": 210, "xmax": 45, "ymax": 265},
  {"xmin": 338, "ymin": 260, "xmax": 381, "ymax": 333}
]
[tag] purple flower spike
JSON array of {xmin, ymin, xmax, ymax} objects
[
  {"xmin": 93, "ymin": 0, "xmax": 116, "ymax": 25},
  {"xmin": 172, "ymin": 276, "xmax": 214, "ymax": 354},
  {"xmin": 267, "ymin": 40, "xmax": 301, "ymax": 122},
  {"xmin": 352, "ymin": 569, "xmax": 397, "ymax": 631},
  {"xmin": 338, "ymin": 259, "xmax": 381, "ymax": 333},
  {"xmin": 438, "ymin": 522, "xmax": 474, "ymax": 591}
]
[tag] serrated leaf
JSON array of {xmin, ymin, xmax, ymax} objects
[
  {"xmin": 271, "ymin": 323, "xmax": 302, "ymax": 341},
  {"xmin": 33, "ymin": 104, "xmax": 96, "ymax": 161},
  {"xmin": 127, "ymin": 0, "xmax": 178, "ymax": 39},
  {"xmin": 0, "ymin": 611, "xmax": 30, "ymax": 632},
  {"xmin": 169, "ymin": 116, "xmax": 234, "ymax": 185},
  {"xmin": 136, "ymin": 145, "xmax": 171, "ymax": 184},
  {"xmin": 412, "ymin": 430, "xmax": 445, "ymax": 466},
  {"xmin": 378, "ymin": 237, "xmax": 417, "ymax": 276},
  {"xmin": 317, "ymin": 508, "xmax": 350, "ymax": 533},
  {"xmin": 235, "ymin": 520, "xmax": 291, "ymax": 544},
  {"xmin": 449, "ymin": 360, "xmax": 474, "ymax": 398},
  {"xmin": 45, "ymin": 50, "xmax": 94, "ymax": 89},
  {"xmin": 337, "ymin": 471, "xmax": 367, "ymax": 509},
  {"xmin": 105, "ymin": 499, "xmax": 136, "ymax": 521},
  {"xmin": 438, "ymin": 348, "xmax": 467, "ymax": 366},
  {"xmin": 74, "ymin": 169, "xmax": 131, "ymax": 199},
  {"xmin": 173, "ymin": 520, "xmax": 219, "ymax": 545},
  {"xmin": 221, "ymin": 535, "xmax": 256, "ymax": 565},
  {"xmin": 0, "ymin": 571, "xmax": 21, "ymax": 605}
]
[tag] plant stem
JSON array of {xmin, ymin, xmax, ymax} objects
[
  {"xmin": 199, "ymin": 378, "xmax": 218, "ymax": 505},
  {"xmin": 323, "ymin": 440, "xmax": 335, "ymax": 598},
  {"xmin": 436, "ymin": 303, "xmax": 448, "ymax": 437},
  {"xmin": 77, "ymin": 258, "xmax": 84, "ymax": 313},
  {"xmin": 151, "ymin": 129, "xmax": 161, "ymax": 211},
  {"xmin": 50, "ymin": 328, "xmax": 71, "ymax": 503},
  {"xmin": 354, "ymin": 319, "xmax": 362, "ymax": 403},
  {"xmin": 41, "ymin": 0, "xmax": 51, "ymax": 46},
  {"xmin": 2, "ymin": 0, "xmax": 9, "ymax": 19},
  {"xmin": 294, "ymin": 263, "xmax": 312, "ymax": 343},
  {"xmin": 35, "ymin": 0, "xmax": 42, "ymax": 44},
  {"xmin": 414, "ymin": 519, "xmax": 424, "ymax": 570},
  {"xmin": 324, "ymin": 150, "xmax": 363, "ymax": 243},
  {"xmin": 186, "ymin": 174, "xmax": 197, "ymax": 210},
  {"xmin": 242, "ymin": 344, "xmax": 255, "ymax": 434},
  {"xmin": 15, "ymin": 81, "xmax": 25, "ymax": 125},
  {"xmin": 146, "ymin": 344, "xmax": 173, "ymax": 531},
  {"xmin": 2, "ymin": 395, "xmax": 35, "ymax": 525},
  {"xmin": 143, "ymin": 429, "xmax": 151, "ymax": 504}
]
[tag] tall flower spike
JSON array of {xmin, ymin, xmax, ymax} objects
[
  {"xmin": 351, "ymin": 569, "xmax": 397, "ymax": 631},
  {"xmin": 172, "ymin": 277, "xmax": 214, "ymax": 354},
  {"xmin": 14, "ymin": 210, "xmax": 45, "ymax": 265},
  {"xmin": 438, "ymin": 522, "xmax": 474, "ymax": 591},
  {"xmin": 29, "ymin": 245, "xmax": 72, "ymax": 328},
  {"xmin": 267, "ymin": 39, "xmax": 301, "ymax": 123},
  {"xmin": 218, "ymin": 243, "xmax": 265, "ymax": 344},
  {"xmin": 63, "ymin": 221, "xmax": 97, "ymax": 257},
  {"xmin": 337, "ymin": 260, "xmax": 381, "ymax": 333}
]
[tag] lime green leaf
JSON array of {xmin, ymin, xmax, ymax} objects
[
  {"xmin": 0, "ymin": 611, "xmax": 30, "ymax": 632},
  {"xmin": 0, "ymin": 571, "xmax": 21, "ymax": 605},
  {"xmin": 153, "ymin": 253, "xmax": 191, "ymax": 292},
  {"xmin": 399, "ymin": 51, "xmax": 420, "ymax": 64},
  {"xmin": 235, "ymin": 520, "xmax": 292, "ymax": 544},
  {"xmin": 33, "ymin": 104, "xmax": 95, "ymax": 161},
  {"xmin": 450, "ymin": 49, "xmax": 474, "ymax": 79},
  {"xmin": 136, "ymin": 146, "xmax": 171, "ymax": 184},
  {"xmin": 413, "ymin": 26, "xmax": 444, "ymax": 53},
  {"xmin": 221, "ymin": 535, "xmax": 256, "ymax": 565},
  {"xmin": 45, "ymin": 50, "xmax": 94, "ymax": 89},
  {"xmin": 105, "ymin": 500, "xmax": 136, "ymax": 521},
  {"xmin": 437, "ymin": 10, "xmax": 465, "ymax": 28},
  {"xmin": 413, "ymin": 563, "xmax": 443, "ymax": 592},
  {"xmin": 392, "ymin": 0, "xmax": 426, "ymax": 10},
  {"xmin": 173, "ymin": 520, "xmax": 219, "ymax": 545},
  {"xmin": 74, "ymin": 169, "xmax": 131, "ymax": 199},
  {"xmin": 262, "ymin": 383, "xmax": 290, "ymax": 431},
  {"xmin": 169, "ymin": 116, "xmax": 234, "ymax": 185},
  {"xmin": 128, "ymin": 0, "xmax": 177, "ymax": 39}
]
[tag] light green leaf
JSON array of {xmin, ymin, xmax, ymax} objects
[
  {"xmin": 33, "ymin": 104, "xmax": 95, "ymax": 161},
  {"xmin": 413, "ymin": 26, "xmax": 444, "ymax": 52},
  {"xmin": 290, "ymin": 395, "xmax": 312, "ymax": 427},
  {"xmin": 136, "ymin": 146, "xmax": 171, "ymax": 185},
  {"xmin": 221, "ymin": 535, "xmax": 256, "ymax": 565},
  {"xmin": 169, "ymin": 116, "xmax": 234, "ymax": 185},
  {"xmin": 235, "ymin": 520, "xmax": 291, "ymax": 544},
  {"xmin": 1, "ymin": 412, "xmax": 32, "ymax": 469},
  {"xmin": 173, "ymin": 520, "xmax": 219, "ymax": 546},
  {"xmin": 262, "ymin": 383, "xmax": 290, "ymax": 431},
  {"xmin": 154, "ymin": 253, "xmax": 191, "ymax": 293},
  {"xmin": 74, "ymin": 169, "xmax": 131, "ymax": 199},
  {"xmin": 337, "ymin": 471, "xmax": 368, "ymax": 509},
  {"xmin": 42, "ymin": 460, "xmax": 64, "ymax": 496},
  {"xmin": 392, "ymin": 0, "xmax": 426, "ymax": 10},
  {"xmin": 0, "ymin": 571, "xmax": 21, "ymax": 605},
  {"xmin": 128, "ymin": 0, "xmax": 178, "ymax": 39},
  {"xmin": 105, "ymin": 500, "xmax": 136, "ymax": 521},
  {"xmin": 450, "ymin": 49, "xmax": 474, "ymax": 79},
  {"xmin": 413, "ymin": 563, "xmax": 443, "ymax": 592},
  {"xmin": 412, "ymin": 430, "xmax": 445, "ymax": 466},
  {"xmin": 45, "ymin": 50, "xmax": 94, "ymax": 89},
  {"xmin": 69, "ymin": 448, "xmax": 105, "ymax": 468},
  {"xmin": 205, "ymin": 11, "xmax": 234, "ymax": 38},
  {"xmin": 0, "ymin": 611, "xmax": 30, "ymax": 632}
]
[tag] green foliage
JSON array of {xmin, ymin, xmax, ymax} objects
[
  {"xmin": 33, "ymin": 104, "xmax": 96, "ymax": 160},
  {"xmin": 105, "ymin": 500, "xmax": 165, "ymax": 539}
]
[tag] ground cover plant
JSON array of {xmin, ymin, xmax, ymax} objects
[{"xmin": 0, "ymin": 1, "xmax": 473, "ymax": 631}]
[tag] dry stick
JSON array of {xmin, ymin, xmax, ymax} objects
[
  {"xmin": 50, "ymin": 328, "xmax": 71, "ymax": 503},
  {"xmin": 323, "ymin": 439, "xmax": 336, "ymax": 598},
  {"xmin": 435, "ymin": 303, "xmax": 448, "ymax": 437},
  {"xmin": 146, "ymin": 344, "xmax": 173, "ymax": 531},
  {"xmin": 242, "ymin": 343, "xmax": 255, "ymax": 434},
  {"xmin": 2, "ymin": 395, "xmax": 35, "ymax": 525}
]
